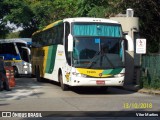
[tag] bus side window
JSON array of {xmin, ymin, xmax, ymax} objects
[
  {"xmin": 57, "ymin": 23, "xmax": 64, "ymax": 45},
  {"xmin": 21, "ymin": 49, "xmax": 29, "ymax": 62},
  {"xmin": 50, "ymin": 27, "xmax": 56, "ymax": 44}
]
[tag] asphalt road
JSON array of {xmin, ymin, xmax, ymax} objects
[{"xmin": 0, "ymin": 77, "xmax": 160, "ymax": 119}]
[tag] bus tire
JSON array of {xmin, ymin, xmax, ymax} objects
[
  {"xmin": 36, "ymin": 67, "xmax": 42, "ymax": 82},
  {"xmin": 59, "ymin": 73, "xmax": 68, "ymax": 91},
  {"xmin": 13, "ymin": 67, "xmax": 19, "ymax": 78}
]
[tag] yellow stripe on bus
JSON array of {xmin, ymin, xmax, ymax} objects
[
  {"xmin": 4, "ymin": 60, "xmax": 22, "ymax": 62},
  {"xmin": 32, "ymin": 20, "xmax": 63, "ymax": 35},
  {"xmin": 43, "ymin": 20, "xmax": 62, "ymax": 31},
  {"xmin": 76, "ymin": 68, "xmax": 112, "ymax": 77}
]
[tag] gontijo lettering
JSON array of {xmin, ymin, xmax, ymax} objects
[{"xmin": 87, "ymin": 71, "xmax": 96, "ymax": 74}]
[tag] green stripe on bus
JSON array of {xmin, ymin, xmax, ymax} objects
[
  {"xmin": 45, "ymin": 45, "xmax": 57, "ymax": 73},
  {"xmin": 102, "ymin": 68, "xmax": 123, "ymax": 75},
  {"xmin": 110, "ymin": 68, "xmax": 123, "ymax": 75}
]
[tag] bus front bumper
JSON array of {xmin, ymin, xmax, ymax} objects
[{"xmin": 69, "ymin": 76, "xmax": 124, "ymax": 87}]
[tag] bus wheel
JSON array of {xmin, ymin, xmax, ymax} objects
[
  {"xmin": 59, "ymin": 73, "xmax": 68, "ymax": 91},
  {"xmin": 36, "ymin": 67, "xmax": 42, "ymax": 82},
  {"xmin": 13, "ymin": 67, "xmax": 19, "ymax": 78}
]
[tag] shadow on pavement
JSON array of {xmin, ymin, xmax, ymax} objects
[
  {"xmin": 43, "ymin": 78, "xmax": 136, "ymax": 95},
  {"xmin": 0, "ymin": 77, "xmax": 45, "ymax": 101},
  {"xmin": 0, "ymin": 77, "xmax": 137, "ymax": 102}
]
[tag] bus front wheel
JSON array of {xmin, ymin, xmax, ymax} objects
[{"xmin": 59, "ymin": 73, "xmax": 68, "ymax": 91}]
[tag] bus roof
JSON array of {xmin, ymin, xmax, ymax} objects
[
  {"xmin": 32, "ymin": 20, "xmax": 63, "ymax": 35},
  {"xmin": 32, "ymin": 17, "xmax": 120, "ymax": 36},
  {"xmin": 0, "ymin": 38, "xmax": 27, "ymax": 44},
  {"xmin": 63, "ymin": 17, "xmax": 120, "ymax": 24}
]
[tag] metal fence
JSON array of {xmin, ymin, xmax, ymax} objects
[{"xmin": 141, "ymin": 54, "xmax": 160, "ymax": 89}]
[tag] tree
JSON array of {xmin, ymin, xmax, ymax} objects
[
  {"xmin": 1, "ymin": 0, "xmax": 78, "ymax": 37},
  {"xmin": 76, "ymin": 0, "xmax": 109, "ymax": 17},
  {"xmin": 0, "ymin": 0, "xmax": 10, "ymax": 38},
  {"xmin": 1, "ymin": 0, "xmax": 37, "ymax": 37}
]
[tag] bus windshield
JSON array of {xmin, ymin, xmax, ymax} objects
[
  {"xmin": 16, "ymin": 43, "xmax": 29, "ymax": 62},
  {"xmin": 0, "ymin": 43, "xmax": 19, "ymax": 60},
  {"xmin": 72, "ymin": 37, "xmax": 124, "ymax": 69},
  {"xmin": 72, "ymin": 22, "xmax": 124, "ymax": 69}
]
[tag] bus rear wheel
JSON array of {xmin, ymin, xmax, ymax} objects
[{"xmin": 59, "ymin": 73, "xmax": 68, "ymax": 91}]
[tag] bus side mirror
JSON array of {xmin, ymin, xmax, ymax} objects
[
  {"xmin": 125, "ymin": 35, "xmax": 134, "ymax": 52},
  {"xmin": 68, "ymin": 34, "xmax": 73, "ymax": 52},
  {"xmin": 27, "ymin": 49, "xmax": 31, "ymax": 55},
  {"xmin": 21, "ymin": 47, "xmax": 31, "ymax": 55},
  {"xmin": 123, "ymin": 32, "xmax": 128, "ymax": 37}
]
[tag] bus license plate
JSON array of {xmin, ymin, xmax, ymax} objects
[{"xmin": 96, "ymin": 80, "xmax": 105, "ymax": 85}]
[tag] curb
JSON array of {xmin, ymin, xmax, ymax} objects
[
  {"xmin": 122, "ymin": 85, "xmax": 160, "ymax": 95},
  {"xmin": 138, "ymin": 89, "xmax": 160, "ymax": 95}
]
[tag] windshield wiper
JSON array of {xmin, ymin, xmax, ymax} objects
[
  {"xmin": 87, "ymin": 49, "xmax": 115, "ymax": 69},
  {"xmin": 102, "ymin": 54, "xmax": 115, "ymax": 69},
  {"xmin": 87, "ymin": 50, "xmax": 101, "ymax": 68}
]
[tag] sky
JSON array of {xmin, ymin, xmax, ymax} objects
[{"xmin": 7, "ymin": 21, "xmax": 23, "ymax": 32}]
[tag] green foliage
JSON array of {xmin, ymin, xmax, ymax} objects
[
  {"xmin": 76, "ymin": 0, "xmax": 109, "ymax": 17},
  {"xmin": 141, "ymin": 54, "xmax": 160, "ymax": 89},
  {"xmin": 87, "ymin": 6, "xmax": 106, "ymax": 17},
  {"xmin": 0, "ymin": 0, "xmax": 78, "ymax": 38},
  {"xmin": 3, "ymin": 0, "xmax": 34, "ymax": 28},
  {"xmin": 140, "ymin": 76, "xmax": 160, "ymax": 90},
  {"xmin": 6, "ymin": 32, "xmax": 20, "ymax": 38},
  {"xmin": 0, "ymin": 0, "xmax": 10, "ymax": 38}
]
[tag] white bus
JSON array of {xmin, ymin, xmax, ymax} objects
[
  {"xmin": 0, "ymin": 38, "xmax": 32, "ymax": 77},
  {"xmin": 32, "ymin": 17, "xmax": 126, "ymax": 91}
]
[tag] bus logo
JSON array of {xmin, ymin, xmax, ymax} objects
[
  {"xmin": 2, "ymin": 112, "xmax": 11, "ymax": 117},
  {"xmin": 99, "ymin": 73, "xmax": 102, "ymax": 77}
]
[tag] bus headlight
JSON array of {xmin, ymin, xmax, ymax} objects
[
  {"xmin": 23, "ymin": 65, "xmax": 28, "ymax": 68},
  {"xmin": 72, "ymin": 72, "xmax": 87, "ymax": 78},
  {"xmin": 114, "ymin": 73, "xmax": 124, "ymax": 78}
]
